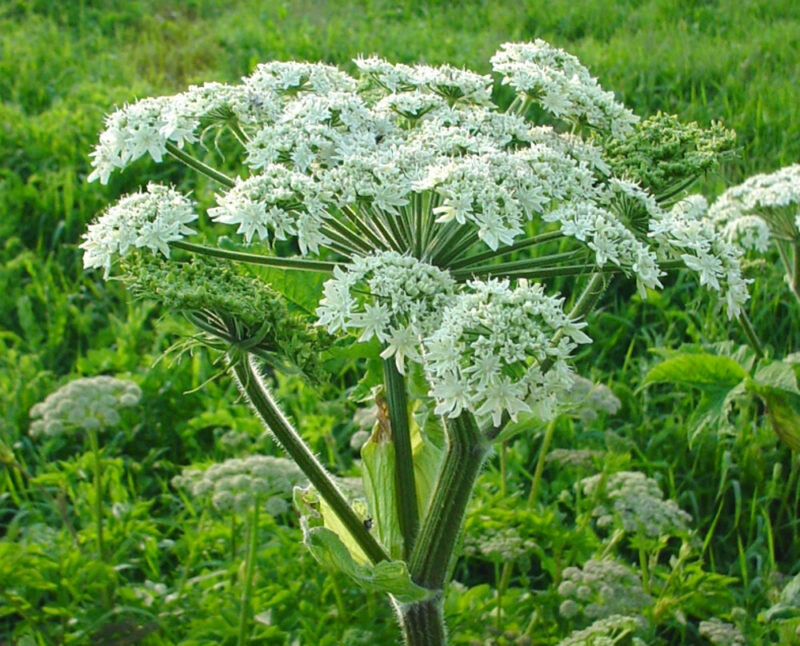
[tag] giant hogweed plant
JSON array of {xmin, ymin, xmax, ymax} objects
[{"xmin": 81, "ymin": 41, "xmax": 744, "ymax": 644}]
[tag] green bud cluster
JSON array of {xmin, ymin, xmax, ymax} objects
[
  {"xmin": 172, "ymin": 454, "xmax": 305, "ymax": 514},
  {"xmin": 122, "ymin": 254, "xmax": 328, "ymax": 381},
  {"xmin": 604, "ymin": 112, "xmax": 736, "ymax": 200},
  {"xmin": 29, "ymin": 376, "xmax": 141, "ymax": 437}
]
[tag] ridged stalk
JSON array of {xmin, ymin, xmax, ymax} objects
[
  {"xmin": 383, "ymin": 358, "xmax": 419, "ymax": 558},
  {"xmin": 401, "ymin": 411, "xmax": 489, "ymax": 645},
  {"xmin": 233, "ymin": 355, "xmax": 389, "ymax": 565}
]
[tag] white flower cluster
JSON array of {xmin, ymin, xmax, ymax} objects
[
  {"xmin": 556, "ymin": 615, "xmax": 646, "ymax": 646},
  {"xmin": 87, "ymin": 62, "xmax": 356, "ymax": 185},
  {"xmin": 81, "ymin": 183, "xmax": 197, "ymax": 277},
  {"xmin": 208, "ymin": 168, "xmax": 329, "ymax": 254},
  {"xmin": 491, "ymin": 41, "xmax": 639, "ymax": 138},
  {"xmin": 354, "ymin": 56, "xmax": 493, "ymax": 105},
  {"xmin": 172, "ymin": 455, "xmax": 304, "ymax": 514},
  {"xmin": 424, "ymin": 144, "xmax": 600, "ymax": 250},
  {"xmin": 558, "ymin": 558, "xmax": 652, "ymax": 621},
  {"xmin": 558, "ymin": 375, "xmax": 621, "ymax": 423},
  {"xmin": 316, "ymin": 251, "xmax": 456, "ymax": 372},
  {"xmin": 544, "ymin": 199, "xmax": 663, "ymax": 295},
  {"xmin": 709, "ymin": 163, "xmax": 800, "ymax": 247},
  {"xmin": 698, "ymin": 618, "xmax": 746, "ymax": 646},
  {"xmin": 29, "ymin": 376, "xmax": 141, "ymax": 437},
  {"xmin": 650, "ymin": 194, "xmax": 750, "ymax": 317},
  {"xmin": 580, "ymin": 470, "xmax": 693, "ymax": 539},
  {"xmin": 462, "ymin": 526, "xmax": 538, "ymax": 562},
  {"xmin": 424, "ymin": 279, "xmax": 591, "ymax": 426},
  {"xmin": 87, "ymin": 96, "xmax": 199, "ymax": 184}
]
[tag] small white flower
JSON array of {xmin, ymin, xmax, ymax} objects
[{"xmin": 81, "ymin": 184, "xmax": 197, "ymax": 276}]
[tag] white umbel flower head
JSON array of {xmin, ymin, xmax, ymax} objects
[
  {"xmin": 491, "ymin": 41, "xmax": 639, "ymax": 137},
  {"xmin": 650, "ymin": 194, "xmax": 750, "ymax": 317},
  {"xmin": 315, "ymin": 251, "xmax": 457, "ymax": 373},
  {"xmin": 710, "ymin": 163, "xmax": 800, "ymax": 243},
  {"xmin": 424, "ymin": 279, "xmax": 591, "ymax": 426},
  {"xmin": 81, "ymin": 183, "xmax": 197, "ymax": 277},
  {"xmin": 29, "ymin": 376, "xmax": 142, "ymax": 438},
  {"xmin": 172, "ymin": 455, "xmax": 305, "ymax": 514}
]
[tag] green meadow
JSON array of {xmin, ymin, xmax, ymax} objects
[{"xmin": 2, "ymin": 1, "xmax": 800, "ymax": 644}]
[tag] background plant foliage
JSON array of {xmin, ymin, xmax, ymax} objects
[{"xmin": 1, "ymin": 1, "xmax": 799, "ymax": 644}]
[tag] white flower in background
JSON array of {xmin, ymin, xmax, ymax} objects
[
  {"xmin": 81, "ymin": 183, "xmax": 197, "ymax": 276},
  {"xmin": 558, "ymin": 558, "xmax": 651, "ymax": 621},
  {"xmin": 710, "ymin": 163, "xmax": 800, "ymax": 243},
  {"xmin": 29, "ymin": 376, "xmax": 142, "ymax": 437},
  {"xmin": 491, "ymin": 40, "xmax": 639, "ymax": 137},
  {"xmin": 699, "ymin": 618, "xmax": 746, "ymax": 646},
  {"xmin": 424, "ymin": 279, "xmax": 591, "ymax": 426},
  {"xmin": 172, "ymin": 455, "xmax": 305, "ymax": 514},
  {"xmin": 580, "ymin": 470, "xmax": 693, "ymax": 538}
]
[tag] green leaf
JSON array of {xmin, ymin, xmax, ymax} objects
[
  {"xmin": 642, "ymin": 354, "xmax": 748, "ymax": 390},
  {"xmin": 643, "ymin": 353, "xmax": 750, "ymax": 444},
  {"xmin": 748, "ymin": 383, "xmax": 800, "ymax": 452},
  {"xmin": 303, "ymin": 526, "xmax": 431, "ymax": 602},
  {"xmin": 754, "ymin": 360, "xmax": 800, "ymax": 394},
  {"xmin": 361, "ymin": 422, "xmax": 404, "ymax": 560},
  {"xmin": 253, "ymin": 265, "xmax": 327, "ymax": 315}
]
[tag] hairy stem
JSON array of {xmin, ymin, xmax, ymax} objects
[
  {"xmin": 383, "ymin": 358, "xmax": 419, "ymax": 559},
  {"xmin": 399, "ymin": 412, "xmax": 489, "ymax": 645},
  {"xmin": 233, "ymin": 355, "xmax": 389, "ymax": 564},
  {"xmin": 399, "ymin": 598, "xmax": 447, "ymax": 646},
  {"xmin": 792, "ymin": 241, "xmax": 800, "ymax": 306}
]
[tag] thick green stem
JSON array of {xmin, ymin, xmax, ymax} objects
[
  {"xmin": 165, "ymin": 142, "xmax": 235, "ymax": 188},
  {"xmin": 88, "ymin": 428, "xmax": 105, "ymax": 563},
  {"xmin": 234, "ymin": 355, "xmax": 389, "ymax": 564},
  {"xmin": 237, "ymin": 502, "xmax": 259, "ymax": 646},
  {"xmin": 399, "ymin": 412, "xmax": 489, "ymax": 645},
  {"xmin": 409, "ymin": 412, "xmax": 487, "ymax": 587},
  {"xmin": 382, "ymin": 358, "xmax": 419, "ymax": 559},
  {"xmin": 399, "ymin": 598, "xmax": 447, "ymax": 646}
]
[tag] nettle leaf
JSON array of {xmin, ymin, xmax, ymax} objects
[
  {"xmin": 747, "ymin": 360, "xmax": 800, "ymax": 452},
  {"xmin": 643, "ymin": 353, "xmax": 749, "ymax": 443},
  {"xmin": 748, "ymin": 383, "xmax": 800, "ymax": 452},
  {"xmin": 642, "ymin": 354, "xmax": 748, "ymax": 390},
  {"xmin": 763, "ymin": 571, "xmax": 800, "ymax": 621},
  {"xmin": 303, "ymin": 526, "xmax": 431, "ymax": 603},
  {"xmin": 754, "ymin": 360, "xmax": 800, "ymax": 394}
]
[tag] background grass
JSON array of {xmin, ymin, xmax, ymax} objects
[{"xmin": 2, "ymin": 1, "xmax": 799, "ymax": 644}]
